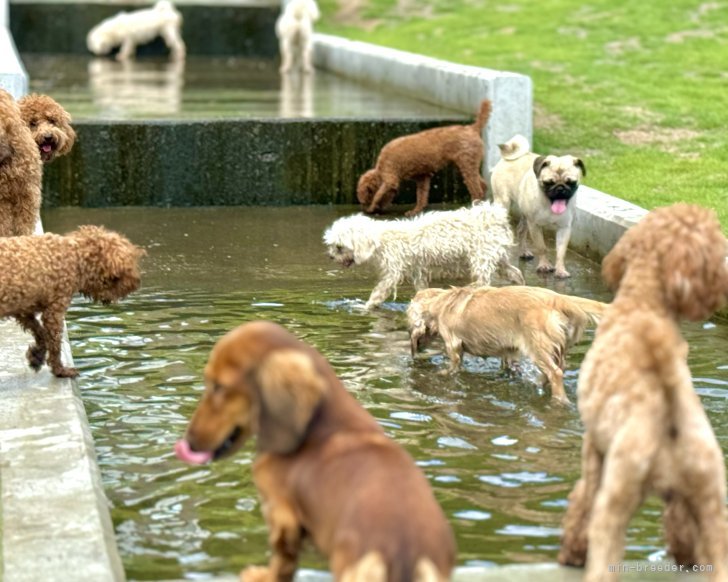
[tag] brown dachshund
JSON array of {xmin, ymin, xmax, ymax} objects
[{"xmin": 175, "ymin": 321, "xmax": 456, "ymax": 582}]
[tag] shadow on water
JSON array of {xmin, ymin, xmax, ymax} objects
[{"xmin": 41, "ymin": 206, "xmax": 728, "ymax": 580}]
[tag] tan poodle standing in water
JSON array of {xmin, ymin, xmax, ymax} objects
[
  {"xmin": 559, "ymin": 204, "xmax": 728, "ymax": 581},
  {"xmin": 18, "ymin": 94, "xmax": 77, "ymax": 164},
  {"xmin": 0, "ymin": 226, "xmax": 145, "ymax": 377},
  {"xmin": 0, "ymin": 89, "xmax": 43, "ymax": 237}
]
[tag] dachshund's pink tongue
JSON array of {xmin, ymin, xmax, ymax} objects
[
  {"xmin": 551, "ymin": 199, "xmax": 568, "ymax": 215},
  {"xmin": 174, "ymin": 439, "xmax": 213, "ymax": 464}
]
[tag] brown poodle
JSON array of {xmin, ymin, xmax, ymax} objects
[
  {"xmin": 358, "ymin": 100, "xmax": 491, "ymax": 216},
  {"xmin": 558, "ymin": 204, "xmax": 728, "ymax": 581},
  {"xmin": 18, "ymin": 94, "xmax": 77, "ymax": 164},
  {"xmin": 0, "ymin": 89, "xmax": 43, "ymax": 237},
  {"xmin": 0, "ymin": 226, "xmax": 145, "ymax": 377}
]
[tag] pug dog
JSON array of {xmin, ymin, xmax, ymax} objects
[{"xmin": 491, "ymin": 135, "xmax": 586, "ymax": 278}]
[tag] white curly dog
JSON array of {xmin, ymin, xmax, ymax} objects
[
  {"xmin": 276, "ymin": 0, "xmax": 320, "ymax": 73},
  {"xmin": 87, "ymin": 0, "xmax": 185, "ymax": 62},
  {"xmin": 324, "ymin": 202, "xmax": 525, "ymax": 310}
]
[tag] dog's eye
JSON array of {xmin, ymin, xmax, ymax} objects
[
  {"xmin": 29, "ymin": 120, "xmax": 37, "ymax": 128},
  {"xmin": 565, "ymin": 178, "xmax": 575, "ymax": 185},
  {"xmin": 47, "ymin": 118, "xmax": 57, "ymax": 125},
  {"xmin": 542, "ymin": 180, "xmax": 554, "ymax": 187}
]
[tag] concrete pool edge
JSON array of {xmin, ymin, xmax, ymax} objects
[{"xmin": 0, "ymin": 6, "xmax": 125, "ymax": 579}]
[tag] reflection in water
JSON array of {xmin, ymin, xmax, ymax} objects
[
  {"xmin": 40, "ymin": 207, "xmax": 728, "ymax": 580},
  {"xmin": 88, "ymin": 58, "xmax": 185, "ymax": 117},
  {"xmin": 279, "ymin": 71, "xmax": 314, "ymax": 118}
]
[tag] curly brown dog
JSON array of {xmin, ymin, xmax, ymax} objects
[
  {"xmin": 358, "ymin": 100, "xmax": 491, "ymax": 216},
  {"xmin": 0, "ymin": 226, "xmax": 144, "ymax": 377},
  {"xmin": 408, "ymin": 285, "xmax": 605, "ymax": 403},
  {"xmin": 558, "ymin": 204, "xmax": 728, "ymax": 581},
  {"xmin": 18, "ymin": 94, "xmax": 77, "ymax": 164},
  {"xmin": 175, "ymin": 321, "xmax": 456, "ymax": 582},
  {"xmin": 0, "ymin": 89, "xmax": 43, "ymax": 237}
]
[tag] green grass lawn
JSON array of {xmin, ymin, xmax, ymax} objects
[{"xmin": 317, "ymin": 0, "xmax": 728, "ymax": 228}]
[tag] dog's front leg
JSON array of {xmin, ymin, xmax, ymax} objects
[
  {"xmin": 14, "ymin": 313, "xmax": 48, "ymax": 371},
  {"xmin": 440, "ymin": 330, "xmax": 463, "ymax": 375},
  {"xmin": 42, "ymin": 305, "xmax": 78, "ymax": 377},
  {"xmin": 279, "ymin": 37, "xmax": 294, "ymax": 73},
  {"xmin": 405, "ymin": 175, "xmax": 432, "ymax": 217},
  {"xmin": 526, "ymin": 220, "xmax": 553, "ymax": 273},
  {"xmin": 366, "ymin": 182, "xmax": 395, "ymax": 214},
  {"xmin": 161, "ymin": 24, "xmax": 186, "ymax": 60},
  {"xmin": 116, "ymin": 37, "xmax": 136, "ymax": 61},
  {"xmin": 365, "ymin": 277, "xmax": 396, "ymax": 310},
  {"xmin": 554, "ymin": 225, "xmax": 572, "ymax": 279}
]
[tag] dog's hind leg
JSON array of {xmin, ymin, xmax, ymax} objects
[
  {"xmin": 559, "ymin": 433, "xmax": 603, "ymax": 567},
  {"xmin": 14, "ymin": 313, "xmax": 47, "ymax": 371},
  {"xmin": 279, "ymin": 37, "xmax": 294, "ymax": 73},
  {"xmin": 405, "ymin": 175, "xmax": 432, "ymax": 217},
  {"xmin": 584, "ymin": 422, "xmax": 655, "ymax": 581},
  {"xmin": 663, "ymin": 493, "xmax": 700, "ymax": 568}
]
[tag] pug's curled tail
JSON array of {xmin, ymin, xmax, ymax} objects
[{"xmin": 497, "ymin": 134, "xmax": 531, "ymax": 161}]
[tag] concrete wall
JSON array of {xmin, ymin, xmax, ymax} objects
[
  {"xmin": 313, "ymin": 34, "xmax": 533, "ymax": 174},
  {"xmin": 41, "ymin": 118, "xmax": 471, "ymax": 207}
]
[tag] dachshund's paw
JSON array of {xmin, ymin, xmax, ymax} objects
[{"xmin": 240, "ymin": 566, "xmax": 271, "ymax": 582}]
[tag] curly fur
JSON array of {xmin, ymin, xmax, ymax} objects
[
  {"xmin": 0, "ymin": 226, "xmax": 145, "ymax": 377},
  {"xmin": 357, "ymin": 100, "xmax": 492, "ymax": 216},
  {"xmin": 407, "ymin": 285, "xmax": 606, "ymax": 402},
  {"xmin": 558, "ymin": 204, "xmax": 728, "ymax": 581},
  {"xmin": 86, "ymin": 0, "xmax": 185, "ymax": 61},
  {"xmin": 276, "ymin": 0, "xmax": 320, "ymax": 73},
  {"xmin": 0, "ymin": 89, "xmax": 43, "ymax": 237},
  {"xmin": 323, "ymin": 201, "xmax": 524, "ymax": 309},
  {"xmin": 18, "ymin": 94, "xmax": 76, "ymax": 164}
]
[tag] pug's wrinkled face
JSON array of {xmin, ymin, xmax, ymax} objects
[{"xmin": 533, "ymin": 155, "xmax": 586, "ymax": 216}]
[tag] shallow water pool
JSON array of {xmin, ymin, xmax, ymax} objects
[{"xmin": 42, "ymin": 206, "xmax": 728, "ymax": 581}]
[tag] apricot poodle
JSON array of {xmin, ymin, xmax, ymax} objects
[
  {"xmin": 559, "ymin": 204, "xmax": 728, "ymax": 581},
  {"xmin": 0, "ymin": 89, "xmax": 43, "ymax": 237},
  {"xmin": 0, "ymin": 226, "xmax": 145, "ymax": 377},
  {"xmin": 18, "ymin": 94, "xmax": 76, "ymax": 164},
  {"xmin": 357, "ymin": 100, "xmax": 491, "ymax": 216},
  {"xmin": 176, "ymin": 321, "xmax": 456, "ymax": 581}
]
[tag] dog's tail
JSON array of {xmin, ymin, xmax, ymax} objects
[
  {"xmin": 497, "ymin": 134, "xmax": 531, "ymax": 161},
  {"xmin": 472, "ymin": 99, "xmax": 492, "ymax": 132},
  {"xmin": 554, "ymin": 295, "xmax": 607, "ymax": 346}
]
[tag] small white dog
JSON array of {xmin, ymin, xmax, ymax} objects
[
  {"xmin": 491, "ymin": 134, "xmax": 586, "ymax": 279},
  {"xmin": 323, "ymin": 202, "xmax": 525, "ymax": 310},
  {"xmin": 87, "ymin": 0, "xmax": 186, "ymax": 62},
  {"xmin": 276, "ymin": 0, "xmax": 320, "ymax": 73}
]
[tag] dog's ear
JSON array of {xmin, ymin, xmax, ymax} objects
[
  {"xmin": 253, "ymin": 349, "xmax": 328, "ymax": 454},
  {"xmin": 533, "ymin": 155, "xmax": 550, "ymax": 177},
  {"xmin": 58, "ymin": 119, "xmax": 77, "ymax": 156},
  {"xmin": 573, "ymin": 157, "xmax": 586, "ymax": 177},
  {"xmin": 352, "ymin": 231, "xmax": 378, "ymax": 263}
]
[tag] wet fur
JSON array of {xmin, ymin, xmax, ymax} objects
[
  {"xmin": 0, "ymin": 89, "xmax": 43, "ymax": 237},
  {"xmin": 558, "ymin": 204, "xmax": 728, "ymax": 581},
  {"xmin": 323, "ymin": 202, "xmax": 524, "ymax": 309},
  {"xmin": 357, "ymin": 100, "xmax": 491, "ymax": 216},
  {"xmin": 0, "ymin": 226, "xmax": 144, "ymax": 377},
  {"xmin": 276, "ymin": 0, "xmax": 320, "ymax": 73},
  {"xmin": 408, "ymin": 285, "xmax": 606, "ymax": 403},
  {"xmin": 181, "ymin": 321, "xmax": 456, "ymax": 582},
  {"xmin": 18, "ymin": 94, "xmax": 76, "ymax": 164}
]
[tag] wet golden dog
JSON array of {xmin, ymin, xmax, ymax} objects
[
  {"xmin": 175, "ymin": 321, "xmax": 456, "ymax": 582},
  {"xmin": 408, "ymin": 285, "xmax": 606, "ymax": 403},
  {"xmin": 18, "ymin": 94, "xmax": 76, "ymax": 164},
  {"xmin": 559, "ymin": 204, "xmax": 728, "ymax": 581}
]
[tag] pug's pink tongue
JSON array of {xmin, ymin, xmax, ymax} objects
[
  {"xmin": 174, "ymin": 439, "xmax": 213, "ymax": 464},
  {"xmin": 551, "ymin": 199, "xmax": 568, "ymax": 215}
]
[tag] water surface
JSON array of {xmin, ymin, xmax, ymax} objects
[{"xmin": 41, "ymin": 206, "xmax": 728, "ymax": 580}]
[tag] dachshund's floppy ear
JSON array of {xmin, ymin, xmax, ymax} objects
[{"xmin": 254, "ymin": 349, "xmax": 328, "ymax": 454}]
